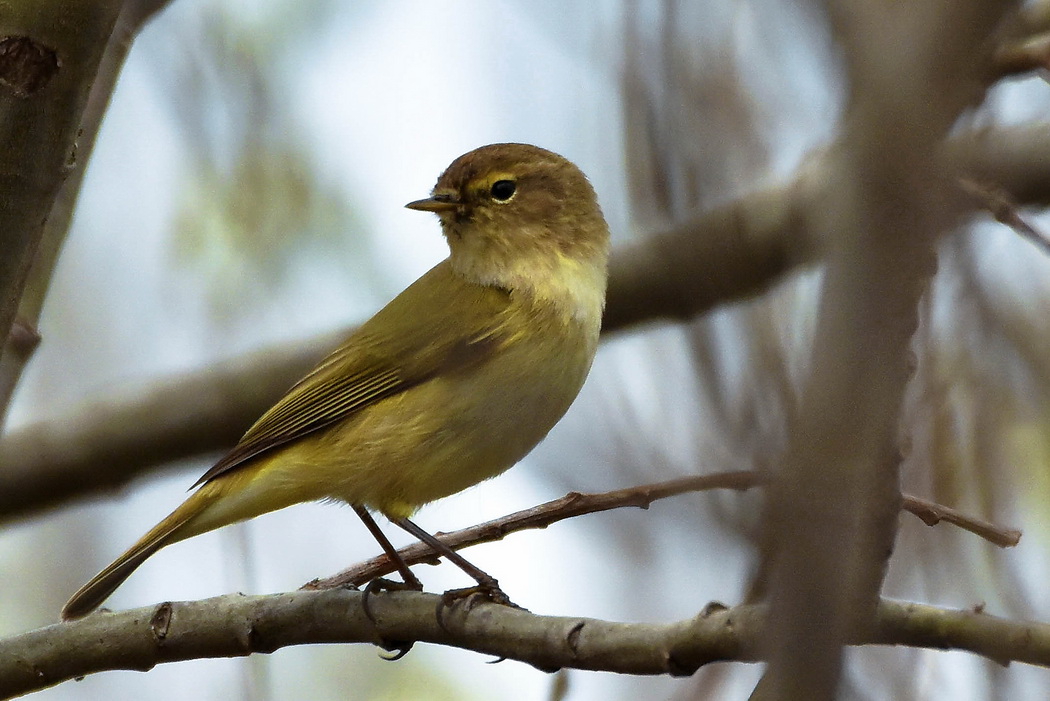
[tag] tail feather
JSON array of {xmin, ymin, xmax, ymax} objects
[{"xmin": 61, "ymin": 492, "xmax": 214, "ymax": 621}]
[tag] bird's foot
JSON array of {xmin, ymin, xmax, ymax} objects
[
  {"xmin": 436, "ymin": 578, "xmax": 525, "ymax": 630},
  {"xmin": 361, "ymin": 577, "xmax": 424, "ymax": 623},
  {"xmin": 361, "ymin": 577, "xmax": 423, "ymax": 660}
]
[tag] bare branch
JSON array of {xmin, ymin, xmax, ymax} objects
[
  {"xmin": 0, "ymin": 0, "xmax": 177, "ymax": 424},
  {"xmin": 307, "ymin": 472, "xmax": 1020, "ymax": 591},
  {"xmin": 959, "ymin": 176, "xmax": 1050, "ymax": 256},
  {"xmin": 2, "ymin": 592, "xmax": 1049, "ymax": 699},
  {"xmin": 994, "ymin": 32, "xmax": 1050, "ymax": 77},
  {"xmin": 306, "ymin": 471, "xmax": 766, "ymax": 589},
  {"xmin": 0, "ymin": 1, "xmax": 127, "ymax": 420},
  {"xmin": 901, "ymin": 494, "xmax": 1022, "ymax": 548},
  {"xmin": 0, "ymin": 330, "xmax": 344, "ymax": 523}
]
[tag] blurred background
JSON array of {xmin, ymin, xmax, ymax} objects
[{"xmin": 3, "ymin": 0, "xmax": 1050, "ymax": 699}]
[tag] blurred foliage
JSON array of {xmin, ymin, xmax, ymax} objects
[
  {"xmin": 171, "ymin": 135, "xmax": 356, "ymax": 317},
  {"xmin": 163, "ymin": 2, "xmax": 367, "ymax": 322}
]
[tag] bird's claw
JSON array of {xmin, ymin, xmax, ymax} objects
[
  {"xmin": 436, "ymin": 580, "xmax": 524, "ymax": 627},
  {"xmin": 361, "ymin": 576, "xmax": 423, "ymax": 623},
  {"xmin": 361, "ymin": 577, "xmax": 423, "ymax": 659},
  {"xmin": 376, "ymin": 640, "xmax": 415, "ymax": 661}
]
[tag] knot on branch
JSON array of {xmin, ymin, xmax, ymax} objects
[{"xmin": 0, "ymin": 36, "xmax": 59, "ymax": 97}]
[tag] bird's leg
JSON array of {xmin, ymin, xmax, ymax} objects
[
  {"xmin": 354, "ymin": 505, "xmax": 424, "ymax": 590},
  {"xmin": 353, "ymin": 506, "xmax": 423, "ymax": 659},
  {"xmin": 392, "ymin": 517, "xmax": 521, "ymax": 610}
]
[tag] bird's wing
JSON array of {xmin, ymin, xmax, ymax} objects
[{"xmin": 192, "ymin": 262, "xmax": 512, "ymax": 487}]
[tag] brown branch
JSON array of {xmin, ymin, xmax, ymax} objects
[
  {"xmin": 305, "ymin": 471, "xmax": 766, "ymax": 590},
  {"xmin": 0, "ymin": 330, "xmax": 345, "ymax": 523},
  {"xmin": 305, "ymin": 472, "xmax": 1020, "ymax": 591},
  {"xmin": 901, "ymin": 494, "xmax": 1022, "ymax": 548},
  {"xmin": 993, "ymin": 0, "xmax": 1050, "ymax": 77},
  {"xmin": 949, "ymin": 124, "xmax": 1050, "ymax": 207},
  {"xmin": 760, "ymin": 3, "xmax": 1016, "ymax": 698},
  {"xmin": 994, "ymin": 32, "xmax": 1050, "ymax": 77},
  {"xmin": 602, "ymin": 167, "xmax": 819, "ymax": 331},
  {"xmin": 2, "ymin": 591, "xmax": 1049, "ymax": 699},
  {"xmin": 959, "ymin": 176, "xmax": 1050, "ymax": 256},
  {"xmin": 0, "ymin": 1, "xmax": 126, "ymax": 421},
  {"xmin": 0, "ymin": 0, "xmax": 177, "ymax": 427}
]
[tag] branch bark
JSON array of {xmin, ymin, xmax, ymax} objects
[
  {"xmin": 0, "ymin": 1, "xmax": 126, "ymax": 422},
  {"xmin": 304, "ymin": 472, "xmax": 1020, "ymax": 592},
  {"xmin": 2, "ymin": 592, "xmax": 1047, "ymax": 700},
  {"xmin": 0, "ymin": 0, "xmax": 175, "ymax": 426}
]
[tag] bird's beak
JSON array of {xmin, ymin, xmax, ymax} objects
[{"xmin": 405, "ymin": 193, "xmax": 459, "ymax": 212}]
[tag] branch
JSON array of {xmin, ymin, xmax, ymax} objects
[
  {"xmin": 0, "ymin": 472, "xmax": 1023, "ymax": 697},
  {"xmin": 993, "ymin": 0, "xmax": 1050, "ymax": 78},
  {"xmin": 0, "ymin": 1, "xmax": 126, "ymax": 418},
  {"xmin": 2, "ymin": 592, "xmax": 1048, "ymax": 699},
  {"xmin": 959, "ymin": 176, "xmax": 1050, "ymax": 256},
  {"xmin": 3, "ymin": 125, "xmax": 1050, "ymax": 524},
  {"xmin": 900, "ymin": 494, "xmax": 1021, "ymax": 548},
  {"xmin": 761, "ymin": 2, "xmax": 1016, "ymax": 697},
  {"xmin": 305, "ymin": 473, "xmax": 1020, "ymax": 591},
  {"xmin": 0, "ymin": 330, "xmax": 345, "ymax": 523},
  {"xmin": 305, "ymin": 471, "xmax": 766, "ymax": 589},
  {"xmin": 994, "ymin": 32, "xmax": 1050, "ymax": 77},
  {"xmin": 0, "ymin": 0, "xmax": 176, "ymax": 426}
]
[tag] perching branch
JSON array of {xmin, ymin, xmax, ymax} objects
[
  {"xmin": 305, "ymin": 471, "xmax": 767, "ymax": 589},
  {"xmin": 305, "ymin": 472, "xmax": 1020, "ymax": 591},
  {"xmin": 0, "ymin": 473, "xmax": 1026, "ymax": 697},
  {"xmin": 2, "ymin": 591, "xmax": 1049, "ymax": 700}
]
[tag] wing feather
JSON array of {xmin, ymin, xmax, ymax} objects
[{"xmin": 192, "ymin": 261, "xmax": 511, "ymax": 487}]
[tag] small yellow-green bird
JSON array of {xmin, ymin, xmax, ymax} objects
[{"xmin": 62, "ymin": 143, "xmax": 610, "ymax": 620}]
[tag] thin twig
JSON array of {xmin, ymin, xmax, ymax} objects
[
  {"xmin": 304, "ymin": 471, "xmax": 764, "ymax": 589},
  {"xmin": 959, "ymin": 177, "xmax": 1050, "ymax": 256},
  {"xmin": 304, "ymin": 471, "xmax": 1020, "ymax": 591},
  {"xmin": 901, "ymin": 494, "xmax": 1022, "ymax": 548}
]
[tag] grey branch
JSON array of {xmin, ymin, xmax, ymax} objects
[
  {"xmin": 0, "ymin": 1, "xmax": 126, "ymax": 423},
  {"xmin": 1, "ymin": 592, "xmax": 1048, "ymax": 699},
  {"xmin": 0, "ymin": 0, "xmax": 177, "ymax": 425}
]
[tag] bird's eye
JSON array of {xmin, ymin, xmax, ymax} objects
[{"xmin": 490, "ymin": 180, "xmax": 516, "ymax": 202}]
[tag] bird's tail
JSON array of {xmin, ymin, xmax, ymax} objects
[{"xmin": 61, "ymin": 489, "xmax": 218, "ymax": 621}]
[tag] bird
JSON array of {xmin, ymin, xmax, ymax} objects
[{"xmin": 62, "ymin": 142, "xmax": 610, "ymax": 621}]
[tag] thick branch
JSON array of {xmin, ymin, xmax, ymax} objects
[
  {"xmin": 0, "ymin": 330, "xmax": 345, "ymax": 522},
  {"xmin": 0, "ymin": 1, "xmax": 125, "ymax": 416},
  {"xmin": 0, "ymin": 0, "xmax": 176, "ymax": 425},
  {"xmin": 1, "ymin": 593, "xmax": 1048, "ymax": 699}
]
